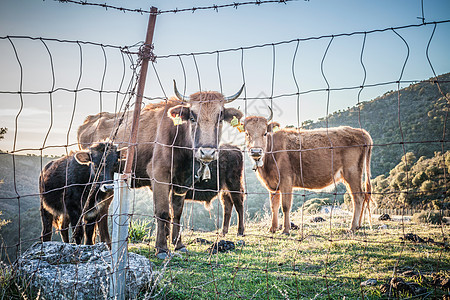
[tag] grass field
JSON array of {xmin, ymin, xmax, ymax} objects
[{"xmin": 130, "ymin": 213, "xmax": 449, "ymax": 299}]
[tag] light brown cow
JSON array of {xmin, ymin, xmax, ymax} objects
[
  {"xmin": 244, "ymin": 112, "xmax": 372, "ymax": 233},
  {"xmin": 78, "ymin": 81, "xmax": 244, "ymax": 259}
]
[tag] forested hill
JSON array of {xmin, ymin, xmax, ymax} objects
[{"xmin": 303, "ymin": 73, "xmax": 450, "ymax": 177}]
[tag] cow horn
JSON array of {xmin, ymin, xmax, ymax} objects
[
  {"xmin": 173, "ymin": 80, "xmax": 189, "ymax": 102},
  {"xmin": 267, "ymin": 106, "xmax": 273, "ymax": 122},
  {"xmin": 224, "ymin": 84, "xmax": 245, "ymax": 103}
]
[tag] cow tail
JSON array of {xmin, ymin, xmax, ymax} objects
[{"xmin": 364, "ymin": 133, "xmax": 374, "ymax": 228}]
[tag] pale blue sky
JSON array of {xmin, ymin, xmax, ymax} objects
[{"xmin": 0, "ymin": 0, "xmax": 449, "ymax": 154}]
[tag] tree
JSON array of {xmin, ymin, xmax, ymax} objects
[{"xmin": 0, "ymin": 127, "xmax": 7, "ymax": 140}]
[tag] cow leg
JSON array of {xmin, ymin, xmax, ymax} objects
[
  {"xmin": 68, "ymin": 208, "xmax": 83, "ymax": 244},
  {"xmin": 230, "ymin": 190, "xmax": 245, "ymax": 236},
  {"xmin": 60, "ymin": 215, "xmax": 70, "ymax": 243},
  {"xmin": 281, "ymin": 188, "xmax": 293, "ymax": 235},
  {"xmin": 269, "ymin": 192, "xmax": 281, "ymax": 233},
  {"xmin": 152, "ymin": 181, "xmax": 171, "ymax": 258},
  {"xmin": 225, "ymin": 175, "xmax": 245, "ymax": 236},
  {"xmin": 344, "ymin": 176, "xmax": 364, "ymax": 231},
  {"xmin": 97, "ymin": 207, "xmax": 111, "ymax": 249},
  {"xmin": 358, "ymin": 195, "xmax": 372, "ymax": 229},
  {"xmin": 84, "ymin": 218, "xmax": 97, "ymax": 245},
  {"xmin": 40, "ymin": 204, "xmax": 53, "ymax": 242},
  {"xmin": 171, "ymin": 193, "xmax": 186, "ymax": 251},
  {"xmin": 221, "ymin": 192, "xmax": 233, "ymax": 236}
]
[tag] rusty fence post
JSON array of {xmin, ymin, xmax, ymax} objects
[{"xmin": 109, "ymin": 7, "xmax": 157, "ymax": 300}]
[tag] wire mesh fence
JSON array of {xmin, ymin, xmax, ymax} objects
[{"xmin": 0, "ymin": 1, "xmax": 449, "ymax": 299}]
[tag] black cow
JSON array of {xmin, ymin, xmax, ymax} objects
[
  {"xmin": 172, "ymin": 144, "xmax": 245, "ymax": 245},
  {"xmin": 39, "ymin": 142, "xmax": 120, "ymax": 248}
]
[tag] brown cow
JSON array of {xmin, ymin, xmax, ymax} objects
[
  {"xmin": 78, "ymin": 81, "xmax": 244, "ymax": 258},
  {"xmin": 244, "ymin": 111, "xmax": 372, "ymax": 233}
]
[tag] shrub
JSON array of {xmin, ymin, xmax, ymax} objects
[
  {"xmin": 412, "ymin": 171, "xmax": 427, "ymax": 187},
  {"xmin": 128, "ymin": 219, "xmax": 152, "ymax": 243},
  {"xmin": 302, "ymin": 198, "xmax": 332, "ymax": 215},
  {"xmin": 412, "ymin": 210, "xmax": 446, "ymax": 225},
  {"xmin": 420, "ymin": 180, "xmax": 435, "ymax": 193}
]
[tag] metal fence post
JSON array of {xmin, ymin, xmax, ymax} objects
[{"xmin": 109, "ymin": 173, "xmax": 130, "ymax": 299}]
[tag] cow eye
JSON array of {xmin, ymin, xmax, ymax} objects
[
  {"xmin": 189, "ymin": 113, "xmax": 197, "ymax": 123},
  {"xmin": 263, "ymin": 132, "xmax": 268, "ymax": 137}
]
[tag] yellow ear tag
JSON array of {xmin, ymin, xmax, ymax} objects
[
  {"xmin": 173, "ymin": 114, "xmax": 183, "ymax": 126},
  {"xmin": 272, "ymin": 126, "xmax": 280, "ymax": 133},
  {"xmin": 230, "ymin": 116, "xmax": 239, "ymax": 127},
  {"xmin": 236, "ymin": 124, "xmax": 245, "ymax": 133}
]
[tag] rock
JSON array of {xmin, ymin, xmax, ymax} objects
[
  {"xmin": 378, "ymin": 213, "xmax": 391, "ymax": 221},
  {"xmin": 378, "ymin": 224, "xmax": 388, "ymax": 230},
  {"xmin": 382, "ymin": 277, "xmax": 428, "ymax": 296},
  {"xmin": 207, "ymin": 240, "xmax": 235, "ymax": 254},
  {"xmin": 360, "ymin": 278, "xmax": 377, "ymax": 286},
  {"xmin": 402, "ymin": 233, "xmax": 425, "ymax": 243},
  {"xmin": 311, "ymin": 216, "xmax": 326, "ymax": 223},
  {"xmin": 16, "ymin": 242, "xmax": 156, "ymax": 300},
  {"xmin": 193, "ymin": 238, "xmax": 212, "ymax": 245},
  {"xmin": 236, "ymin": 240, "xmax": 245, "ymax": 247},
  {"xmin": 277, "ymin": 222, "xmax": 299, "ymax": 230}
]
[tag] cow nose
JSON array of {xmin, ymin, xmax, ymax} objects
[
  {"xmin": 196, "ymin": 147, "xmax": 217, "ymax": 163},
  {"xmin": 250, "ymin": 148, "xmax": 263, "ymax": 160},
  {"xmin": 100, "ymin": 183, "xmax": 114, "ymax": 192}
]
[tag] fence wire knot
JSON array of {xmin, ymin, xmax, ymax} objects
[{"xmin": 138, "ymin": 43, "xmax": 156, "ymax": 63}]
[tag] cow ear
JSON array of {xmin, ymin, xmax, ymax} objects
[
  {"xmin": 74, "ymin": 151, "xmax": 92, "ymax": 165},
  {"xmin": 168, "ymin": 105, "xmax": 190, "ymax": 121},
  {"xmin": 267, "ymin": 122, "xmax": 281, "ymax": 133},
  {"xmin": 223, "ymin": 108, "xmax": 243, "ymax": 123}
]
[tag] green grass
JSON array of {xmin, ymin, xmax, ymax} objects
[{"xmin": 130, "ymin": 214, "xmax": 449, "ymax": 299}]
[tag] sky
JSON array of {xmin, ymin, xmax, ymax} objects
[{"xmin": 0, "ymin": 0, "xmax": 449, "ymax": 155}]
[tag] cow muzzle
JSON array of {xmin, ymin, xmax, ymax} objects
[
  {"xmin": 100, "ymin": 183, "xmax": 115, "ymax": 192},
  {"xmin": 250, "ymin": 148, "xmax": 264, "ymax": 170},
  {"xmin": 195, "ymin": 147, "xmax": 217, "ymax": 163},
  {"xmin": 250, "ymin": 148, "xmax": 264, "ymax": 161}
]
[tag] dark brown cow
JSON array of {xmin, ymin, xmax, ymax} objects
[
  {"xmin": 77, "ymin": 81, "xmax": 244, "ymax": 258},
  {"xmin": 39, "ymin": 142, "xmax": 119, "ymax": 248},
  {"xmin": 244, "ymin": 112, "xmax": 372, "ymax": 233},
  {"xmin": 172, "ymin": 144, "xmax": 245, "ymax": 239}
]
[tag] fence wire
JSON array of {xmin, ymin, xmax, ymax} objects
[
  {"xmin": 55, "ymin": 0, "xmax": 303, "ymax": 15},
  {"xmin": 0, "ymin": 3, "xmax": 449, "ymax": 300}
]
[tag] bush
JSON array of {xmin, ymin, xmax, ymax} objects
[
  {"xmin": 412, "ymin": 171, "xmax": 427, "ymax": 187},
  {"xmin": 128, "ymin": 219, "xmax": 153, "ymax": 243},
  {"xmin": 302, "ymin": 198, "xmax": 332, "ymax": 215},
  {"xmin": 420, "ymin": 180, "xmax": 435, "ymax": 193},
  {"xmin": 412, "ymin": 210, "xmax": 446, "ymax": 225}
]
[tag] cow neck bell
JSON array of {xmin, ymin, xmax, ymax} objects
[
  {"xmin": 195, "ymin": 162, "xmax": 212, "ymax": 182},
  {"xmin": 252, "ymin": 159, "xmax": 264, "ymax": 171}
]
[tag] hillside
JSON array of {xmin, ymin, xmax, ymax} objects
[
  {"xmin": 1, "ymin": 73, "xmax": 448, "ymax": 262},
  {"xmin": 372, "ymin": 151, "xmax": 450, "ymax": 210},
  {"xmin": 303, "ymin": 73, "xmax": 450, "ymax": 177},
  {"xmin": 0, "ymin": 153, "xmax": 55, "ymax": 262}
]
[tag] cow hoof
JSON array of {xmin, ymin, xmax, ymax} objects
[
  {"xmin": 156, "ymin": 252, "xmax": 169, "ymax": 260},
  {"xmin": 237, "ymin": 232, "xmax": 244, "ymax": 237},
  {"xmin": 175, "ymin": 247, "xmax": 188, "ymax": 253}
]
